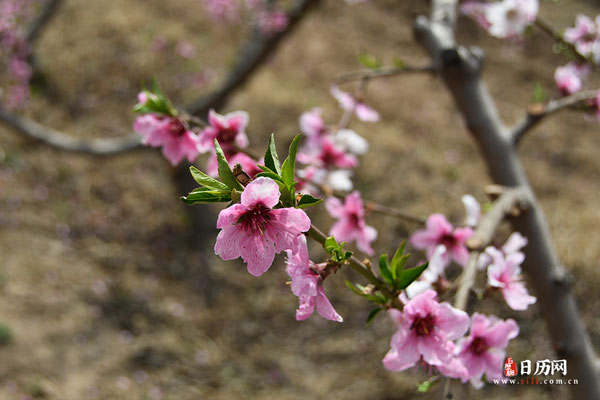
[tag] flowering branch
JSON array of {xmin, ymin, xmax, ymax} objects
[
  {"xmin": 511, "ymin": 89, "xmax": 599, "ymax": 145},
  {"xmin": 306, "ymin": 224, "xmax": 402, "ymax": 308},
  {"xmin": 415, "ymin": 0, "xmax": 600, "ymax": 398}
]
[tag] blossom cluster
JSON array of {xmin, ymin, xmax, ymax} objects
[
  {"xmin": 0, "ymin": 0, "xmax": 36, "ymax": 109},
  {"xmin": 201, "ymin": 0, "xmax": 289, "ymax": 36}
]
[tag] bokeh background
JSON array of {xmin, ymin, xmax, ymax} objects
[{"xmin": 1, "ymin": 0, "xmax": 599, "ymax": 399}]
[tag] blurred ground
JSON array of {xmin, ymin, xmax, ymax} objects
[{"xmin": 0, "ymin": 0, "xmax": 599, "ymax": 399}]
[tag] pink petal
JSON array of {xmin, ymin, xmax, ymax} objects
[
  {"xmin": 241, "ymin": 177, "xmax": 281, "ymax": 209},
  {"xmin": 418, "ymin": 333, "xmax": 453, "ymax": 366},
  {"xmin": 435, "ymin": 302, "xmax": 470, "ymax": 341},
  {"xmin": 410, "ymin": 230, "xmax": 439, "ymax": 250},
  {"xmin": 502, "ymin": 232, "xmax": 527, "ymax": 254},
  {"xmin": 426, "ymin": 214, "xmax": 453, "ymax": 237},
  {"xmin": 325, "ymin": 196, "xmax": 345, "ymax": 218},
  {"xmin": 355, "ymin": 225, "xmax": 377, "ymax": 255},
  {"xmin": 383, "ymin": 332, "xmax": 420, "ymax": 371},
  {"xmin": 225, "ymin": 110, "xmax": 249, "ymax": 133},
  {"xmin": 240, "ymin": 232, "xmax": 278, "ymax": 277},
  {"xmin": 450, "ymin": 244, "xmax": 470, "ymax": 267},
  {"xmin": 485, "ymin": 318, "xmax": 519, "ymax": 349},
  {"xmin": 354, "ymin": 103, "xmax": 380, "ymax": 122},
  {"xmin": 330, "ymin": 86, "xmax": 355, "ymax": 111},
  {"xmin": 296, "ymin": 295, "xmax": 315, "ymax": 321},
  {"xmin": 315, "ymin": 286, "xmax": 343, "ymax": 322},
  {"xmin": 216, "ymin": 203, "xmax": 248, "ymax": 228},
  {"xmin": 503, "ymin": 282, "xmax": 536, "ymax": 311},
  {"xmin": 214, "ymin": 226, "xmax": 245, "ymax": 261},
  {"xmin": 208, "ymin": 109, "xmax": 226, "ymax": 130},
  {"xmin": 482, "ymin": 349, "xmax": 505, "ymax": 381},
  {"xmin": 161, "ymin": 136, "xmax": 187, "ymax": 165}
]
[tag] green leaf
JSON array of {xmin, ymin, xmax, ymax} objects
[
  {"xmin": 133, "ymin": 80, "xmax": 178, "ymax": 117},
  {"xmin": 378, "ymin": 254, "xmax": 393, "ymax": 284},
  {"xmin": 365, "ymin": 291, "xmax": 388, "ymax": 304},
  {"xmin": 345, "ymin": 280, "xmax": 366, "ymax": 297},
  {"xmin": 181, "ymin": 188, "xmax": 232, "ymax": 204},
  {"xmin": 391, "ymin": 241, "xmax": 408, "ymax": 280},
  {"xmin": 189, "ymin": 166, "xmax": 229, "ymax": 190},
  {"xmin": 357, "ymin": 53, "xmax": 382, "ymax": 70},
  {"xmin": 214, "ymin": 140, "xmax": 244, "ymax": 191},
  {"xmin": 264, "ymin": 134, "xmax": 281, "ymax": 175},
  {"xmin": 398, "ymin": 262, "xmax": 429, "ymax": 290},
  {"xmin": 280, "ymin": 134, "xmax": 302, "ymax": 187},
  {"xmin": 393, "ymin": 57, "xmax": 406, "ymax": 69},
  {"xmin": 416, "ymin": 378, "xmax": 438, "ymax": 393},
  {"xmin": 366, "ymin": 308, "xmax": 383, "ymax": 326},
  {"xmin": 297, "ymin": 194, "xmax": 323, "ymax": 209},
  {"xmin": 255, "ymin": 171, "xmax": 284, "ymax": 183},
  {"xmin": 531, "ymin": 81, "xmax": 547, "ymax": 104},
  {"xmin": 324, "ymin": 236, "xmax": 353, "ymax": 263}
]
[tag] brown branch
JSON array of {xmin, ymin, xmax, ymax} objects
[
  {"xmin": 511, "ymin": 90, "xmax": 599, "ymax": 145},
  {"xmin": 26, "ymin": 0, "xmax": 63, "ymax": 44},
  {"xmin": 184, "ymin": 0, "xmax": 320, "ymax": 117},
  {"xmin": 416, "ymin": 2, "xmax": 600, "ymax": 397},
  {"xmin": 0, "ymin": 108, "xmax": 142, "ymax": 155}
]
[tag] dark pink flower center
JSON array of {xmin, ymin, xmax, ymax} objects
[
  {"xmin": 237, "ymin": 205, "xmax": 272, "ymax": 235},
  {"xmin": 469, "ymin": 337, "xmax": 490, "ymax": 355},
  {"xmin": 167, "ymin": 118, "xmax": 186, "ymax": 137},
  {"xmin": 411, "ymin": 314, "xmax": 435, "ymax": 337},
  {"xmin": 217, "ymin": 127, "xmax": 238, "ymax": 144},
  {"xmin": 440, "ymin": 233, "xmax": 458, "ymax": 249}
]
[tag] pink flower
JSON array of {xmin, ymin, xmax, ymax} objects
[
  {"xmin": 325, "ymin": 191, "xmax": 377, "ymax": 255},
  {"xmin": 478, "ymin": 231, "xmax": 527, "ymax": 270},
  {"xmin": 486, "ymin": 246, "xmax": 536, "ymax": 310},
  {"xmin": 133, "ymin": 114, "xmax": 201, "ymax": 165},
  {"xmin": 214, "ymin": 177, "xmax": 311, "ymax": 276},
  {"xmin": 564, "ymin": 14, "xmax": 598, "ymax": 57},
  {"xmin": 383, "ymin": 290, "xmax": 469, "ymax": 371},
  {"xmin": 299, "ymin": 108, "xmax": 326, "ymax": 139},
  {"xmin": 298, "ymin": 135, "xmax": 358, "ymax": 170},
  {"xmin": 202, "ymin": 0, "xmax": 239, "ymax": 21},
  {"xmin": 456, "ymin": 313, "xmax": 519, "ymax": 388},
  {"xmin": 285, "ymin": 236, "xmax": 343, "ymax": 322},
  {"xmin": 257, "ymin": 10, "xmax": 289, "ymax": 36},
  {"xmin": 330, "ymin": 86, "xmax": 380, "ymax": 122},
  {"xmin": 462, "ymin": 0, "xmax": 538, "ymax": 39},
  {"xmin": 554, "ymin": 62, "xmax": 590, "ymax": 95},
  {"xmin": 198, "ymin": 109, "xmax": 249, "ymax": 153},
  {"xmin": 410, "ymin": 214, "xmax": 473, "ymax": 268}
]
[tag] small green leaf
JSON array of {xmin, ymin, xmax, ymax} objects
[
  {"xmin": 416, "ymin": 378, "xmax": 438, "ymax": 393},
  {"xmin": 378, "ymin": 254, "xmax": 393, "ymax": 284},
  {"xmin": 345, "ymin": 280, "xmax": 366, "ymax": 297},
  {"xmin": 398, "ymin": 262, "xmax": 429, "ymax": 290},
  {"xmin": 391, "ymin": 241, "xmax": 408, "ymax": 280},
  {"xmin": 324, "ymin": 236, "xmax": 353, "ymax": 263},
  {"xmin": 357, "ymin": 53, "xmax": 382, "ymax": 70},
  {"xmin": 366, "ymin": 308, "xmax": 383, "ymax": 326},
  {"xmin": 255, "ymin": 171, "xmax": 284, "ymax": 183},
  {"xmin": 214, "ymin": 140, "xmax": 244, "ymax": 191},
  {"xmin": 365, "ymin": 291, "xmax": 388, "ymax": 304},
  {"xmin": 393, "ymin": 57, "xmax": 406, "ymax": 69},
  {"xmin": 181, "ymin": 188, "xmax": 232, "ymax": 204},
  {"xmin": 531, "ymin": 81, "xmax": 547, "ymax": 104},
  {"xmin": 133, "ymin": 80, "xmax": 178, "ymax": 117},
  {"xmin": 264, "ymin": 134, "xmax": 281, "ymax": 175},
  {"xmin": 297, "ymin": 194, "xmax": 323, "ymax": 209},
  {"xmin": 189, "ymin": 166, "xmax": 229, "ymax": 190},
  {"xmin": 280, "ymin": 134, "xmax": 302, "ymax": 186}
]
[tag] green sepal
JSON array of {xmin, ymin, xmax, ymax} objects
[
  {"xmin": 255, "ymin": 171, "xmax": 284, "ymax": 183},
  {"xmin": 181, "ymin": 187, "xmax": 232, "ymax": 204},
  {"xmin": 297, "ymin": 194, "xmax": 323, "ymax": 209},
  {"xmin": 214, "ymin": 140, "xmax": 244, "ymax": 191},
  {"xmin": 189, "ymin": 166, "xmax": 229, "ymax": 191},
  {"xmin": 133, "ymin": 79, "xmax": 178, "ymax": 117},
  {"xmin": 264, "ymin": 134, "xmax": 281, "ymax": 175}
]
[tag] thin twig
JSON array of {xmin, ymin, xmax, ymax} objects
[
  {"xmin": 511, "ymin": 90, "xmax": 599, "ymax": 145},
  {"xmin": 333, "ymin": 64, "xmax": 434, "ymax": 85}
]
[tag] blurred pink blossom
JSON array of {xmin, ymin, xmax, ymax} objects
[{"xmin": 486, "ymin": 246, "xmax": 536, "ymax": 310}]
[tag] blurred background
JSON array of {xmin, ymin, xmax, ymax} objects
[{"xmin": 0, "ymin": 0, "xmax": 599, "ymax": 399}]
